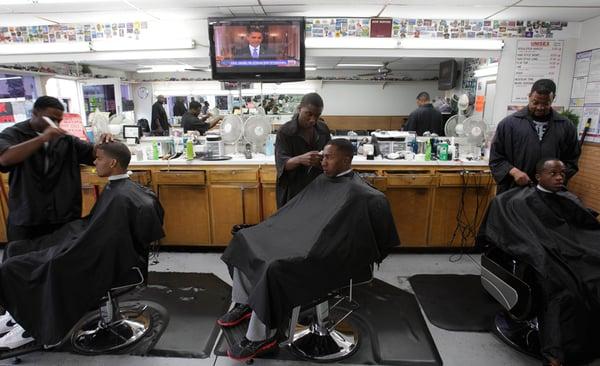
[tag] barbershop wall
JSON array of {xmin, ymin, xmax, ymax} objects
[{"xmin": 570, "ymin": 15, "xmax": 600, "ymax": 212}]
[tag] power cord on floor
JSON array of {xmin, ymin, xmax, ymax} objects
[{"xmin": 448, "ymin": 170, "xmax": 493, "ymax": 263}]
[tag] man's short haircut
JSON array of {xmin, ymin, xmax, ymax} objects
[
  {"xmin": 98, "ymin": 142, "xmax": 131, "ymax": 169},
  {"xmin": 189, "ymin": 101, "xmax": 202, "ymax": 110},
  {"xmin": 33, "ymin": 96, "xmax": 64, "ymax": 112},
  {"xmin": 535, "ymin": 157, "xmax": 563, "ymax": 174},
  {"xmin": 247, "ymin": 25, "xmax": 264, "ymax": 34},
  {"xmin": 300, "ymin": 92, "xmax": 324, "ymax": 109},
  {"xmin": 530, "ymin": 79, "xmax": 556, "ymax": 96},
  {"xmin": 416, "ymin": 91, "xmax": 430, "ymax": 101},
  {"xmin": 326, "ymin": 138, "xmax": 354, "ymax": 159}
]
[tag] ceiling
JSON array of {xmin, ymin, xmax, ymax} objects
[
  {"xmin": 1, "ymin": 0, "xmax": 598, "ymax": 75},
  {"xmin": 0, "ymin": 0, "xmax": 599, "ymax": 24}
]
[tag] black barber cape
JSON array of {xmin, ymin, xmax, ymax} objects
[
  {"xmin": 0, "ymin": 178, "xmax": 164, "ymax": 345},
  {"xmin": 476, "ymin": 187, "xmax": 600, "ymax": 363},
  {"xmin": 222, "ymin": 172, "xmax": 400, "ymax": 328}
]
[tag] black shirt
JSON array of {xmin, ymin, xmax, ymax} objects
[
  {"xmin": 0, "ymin": 121, "xmax": 95, "ymax": 226},
  {"xmin": 181, "ymin": 112, "xmax": 210, "ymax": 134},
  {"xmin": 489, "ymin": 108, "xmax": 580, "ymax": 193},
  {"xmin": 151, "ymin": 101, "xmax": 169, "ymax": 134},
  {"xmin": 404, "ymin": 103, "xmax": 444, "ymax": 136},
  {"xmin": 274, "ymin": 115, "xmax": 331, "ymax": 208}
]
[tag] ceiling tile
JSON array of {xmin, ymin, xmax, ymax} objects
[
  {"xmin": 388, "ymin": 0, "xmax": 514, "ymax": 4},
  {"xmin": 263, "ymin": 5, "xmax": 383, "ymax": 17},
  {"xmin": 128, "ymin": 0, "xmax": 258, "ymax": 8},
  {"xmin": 490, "ymin": 6, "xmax": 600, "ymax": 21},
  {"xmin": 381, "ymin": 5, "xmax": 503, "ymax": 19},
  {"xmin": 518, "ymin": 0, "xmax": 600, "ymax": 5}
]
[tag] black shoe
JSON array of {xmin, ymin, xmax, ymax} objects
[
  {"xmin": 227, "ymin": 336, "xmax": 277, "ymax": 361},
  {"xmin": 494, "ymin": 311, "xmax": 541, "ymax": 359},
  {"xmin": 217, "ymin": 304, "xmax": 252, "ymax": 327}
]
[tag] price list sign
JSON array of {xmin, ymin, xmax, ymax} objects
[{"xmin": 511, "ymin": 40, "xmax": 563, "ymax": 103}]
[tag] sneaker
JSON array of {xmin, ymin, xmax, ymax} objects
[
  {"xmin": 217, "ymin": 303, "xmax": 252, "ymax": 327},
  {"xmin": 0, "ymin": 312, "xmax": 16, "ymax": 335},
  {"xmin": 0, "ymin": 324, "xmax": 34, "ymax": 350},
  {"xmin": 227, "ymin": 336, "xmax": 277, "ymax": 361}
]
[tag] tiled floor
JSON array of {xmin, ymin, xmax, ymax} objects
[{"xmin": 3, "ymin": 252, "xmax": 600, "ymax": 366}]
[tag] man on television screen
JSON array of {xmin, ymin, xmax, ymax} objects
[{"xmin": 235, "ymin": 26, "xmax": 275, "ymax": 60}]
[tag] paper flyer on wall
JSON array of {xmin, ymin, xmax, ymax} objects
[{"xmin": 581, "ymin": 106, "xmax": 600, "ymax": 143}]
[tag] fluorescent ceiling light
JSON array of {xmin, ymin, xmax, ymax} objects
[
  {"xmin": 0, "ymin": 42, "xmax": 90, "ymax": 55},
  {"xmin": 0, "ymin": 76, "xmax": 22, "ymax": 81},
  {"xmin": 305, "ymin": 66, "xmax": 317, "ymax": 71},
  {"xmin": 136, "ymin": 64, "xmax": 191, "ymax": 73},
  {"xmin": 306, "ymin": 37, "xmax": 398, "ymax": 49},
  {"xmin": 399, "ymin": 39, "xmax": 504, "ymax": 50},
  {"xmin": 473, "ymin": 63, "xmax": 499, "ymax": 78},
  {"xmin": 336, "ymin": 63, "xmax": 382, "ymax": 68},
  {"xmin": 0, "ymin": 0, "xmax": 121, "ymax": 3},
  {"xmin": 92, "ymin": 39, "xmax": 194, "ymax": 52}
]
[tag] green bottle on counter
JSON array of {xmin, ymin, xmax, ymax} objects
[
  {"xmin": 439, "ymin": 143, "xmax": 449, "ymax": 161},
  {"xmin": 185, "ymin": 139, "xmax": 194, "ymax": 160},
  {"xmin": 425, "ymin": 139, "xmax": 432, "ymax": 161},
  {"xmin": 152, "ymin": 142, "xmax": 159, "ymax": 160}
]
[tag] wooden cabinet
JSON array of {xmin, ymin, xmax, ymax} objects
[
  {"xmin": 209, "ymin": 169, "xmax": 261, "ymax": 245},
  {"xmin": 429, "ymin": 171, "xmax": 494, "ymax": 247},
  {"xmin": 154, "ymin": 170, "xmax": 210, "ymax": 246},
  {"xmin": 384, "ymin": 171, "xmax": 436, "ymax": 246},
  {"xmin": 260, "ymin": 167, "xmax": 278, "ymax": 220}
]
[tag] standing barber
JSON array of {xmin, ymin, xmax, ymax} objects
[
  {"xmin": 0, "ymin": 96, "xmax": 112, "ymax": 242},
  {"xmin": 490, "ymin": 79, "xmax": 580, "ymax": 194},
  {"xmin": 275, "ymin": 92, "xmax": 331, "ymax": 208},
  {"xmin": 403, "ymin": 91, "xmax": 443, "ymax": 136},
  {"xmin": 151, "ymin": 95, "xmax": 169, "ymax": 136}
]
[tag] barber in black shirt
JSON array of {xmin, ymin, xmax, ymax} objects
[
  {"xmin": 181, "ymin": 101, "xmax": 222, "ymax": 134},
  {"xmin": 275, "ymin": 93, "xmax": 331, "ymax": 208},
  {"xmin": 404, "ymin": 91, "xmax": 443, "ymax": 136},
  {"xmin": 0, "ymin": 96, "xmax": 112, "ymax": 242}
]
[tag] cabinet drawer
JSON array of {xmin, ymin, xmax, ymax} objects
[
  {"xmin": 260, "ymin": 169, "xmax": 277, "ymax": 183},
  {"xmin": 438, "ymin": 173, "xmax": 493, "ymax": 187},
  {"xmin": 81, "ymin": 171, "xmax": 107, "ymax": 186},
  {"xmin": 155, "ymin": 171, "xmax": 206, "ymax": 185},
  {"xmin": 362, "ymin": 176, "xmax": 387, "ymax": 191},
  {"xmin": 210, "ymin": 169, "xmax": 259, "ymax": 183},
  {"xmin": 130, "ymin": 170, "xmax": 152, "ymax": 186},
  {"xmin": 385, "ymin": 174, "xmax": 436, "ymax": 187}
]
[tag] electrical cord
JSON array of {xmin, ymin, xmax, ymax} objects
[{"xmin": 448, "ymin": 169, "xmax": 493, "ymax": 263}]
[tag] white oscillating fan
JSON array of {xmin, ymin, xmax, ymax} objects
[
  {"xmin": 463, "ymin": 117, "xmax": 487, "ymax": 144},
  {"xmin": 219, "ymin": 115, "xmax": 244, "ymax": 154},
  {"xmin": 243, "ymin": 115, "xmax": 271, "ymax": 152},
  {"xmin": 444, "ymin": 94, "xmax": 470, "ymax": 137}
]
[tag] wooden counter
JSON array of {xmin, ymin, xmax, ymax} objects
[{"xmin": 0, "ymin": 158, "xmax": 494, "ymax": 248}]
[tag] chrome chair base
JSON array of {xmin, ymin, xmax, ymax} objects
[
  {"xmin": 71, "ymin": 303, "xmax": 152, "ymax": 355},
  {"xmin": 290, "ymin": 320, "xmax": 359, "ymax": 361}
]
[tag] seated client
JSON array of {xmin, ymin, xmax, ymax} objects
[
  {"xmin": 218, "ymin": 138, "xmax": 400, "ymax": 361},
  {"xmin": 477, "ymin": 158, "xmax": 600, "ymax": 366},
  {"xmin": 0, "ymin": 142, "xmax": 164, "ymax": 350}
]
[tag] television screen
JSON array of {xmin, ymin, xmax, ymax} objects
[
  {"xmin": 209, "ymin": 17, "xmax": 305, "ymax": 82},
  {"xmin": 438, "ymin": 59, "xmax": 458, "ymax": 90}
]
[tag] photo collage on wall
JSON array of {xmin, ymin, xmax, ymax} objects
[
  {"xmin": 305, "ymin": 18, "xmax": 568, "ymax": 39},
  {"xmin": 0, "ymin": 21, "xmax": 149, "ymax": 44}
]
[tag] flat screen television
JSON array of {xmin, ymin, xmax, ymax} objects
[
  {"xmin": 208, "ymin": 17, "xmax": 305, "ymax": 82},
  {"xmin": 438, "ymin": 59, "xmax": 459, "ymax": 90}
]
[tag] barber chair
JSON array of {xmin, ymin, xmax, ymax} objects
[
  {"xmin": 70, "ymin": 265, "xmax": 155, "ymax": 354},
  {"xmin": 228, "ymin": 224, "xmax": 371, "ymax": 362},
  {"xmin": 481, "ymin": 248, "xmax": 541, "ymax": 359},
  {"xmin": 281, "ymin": 265, "xmax": 373, "ymax": 362}
]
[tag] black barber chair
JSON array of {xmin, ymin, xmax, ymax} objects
[
  {"xmin": 481, "ymin": 248, "xmax": 541, "ymax": 359},
  {"xmin": 70, "ymin": 266, "xmax": 154, "ymax": 354},
  {"xmin": 281, "ymin": 265, "xmax": 373, "ymax": 362},
  {"xmin": 229, "ymin": 224, "xmax": 372, "ymax": 362}
]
